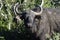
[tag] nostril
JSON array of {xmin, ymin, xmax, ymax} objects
[{"xmin": 27, "ymin": 23, "xmax": 32, "ymax": 28}]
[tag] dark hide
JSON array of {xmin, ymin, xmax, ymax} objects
[{"xmin": 16, "ymin": 7, "xmax": 60, "ymax": 40}]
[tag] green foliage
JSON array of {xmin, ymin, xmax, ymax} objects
[
  {"xmin": 51, "ymin": 0, "xmax": 60, "ymax": 8},
  {"xmin": 0, "ymin": 36, "xmax": 5, "ymax": 40},
  {"xmin": 52, "ymin": 33, "xmax": 60, "ymax": 40},
  {"xmin": 44, "ymin": 0, "xmax": 52, "ymax": 8}
]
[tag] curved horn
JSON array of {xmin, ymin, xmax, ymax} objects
[
  {"xmin": 14, "ymin": 2, "xmax": 19, "ymax": 15},
  {"xmin": 39, "ymin": 0, "xmax": 44, "ymax": 14},
  {"xmin": 14, "ymin": 2, "xmax": 22, "ymax": 16},
  {"xmin": 31, "ymin": 0, "xmax": 44, "ymax": 15},
  {"xmin": 40, "ymin": 0, "xmax": 44, "ymax": 7},
  {"xmin": 0, "ymin": 0, "xmax": 3, "ymax": 10},
  {"xmin": 14, "ymin": 0, "xmax": 27, "ymax": 15}
]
